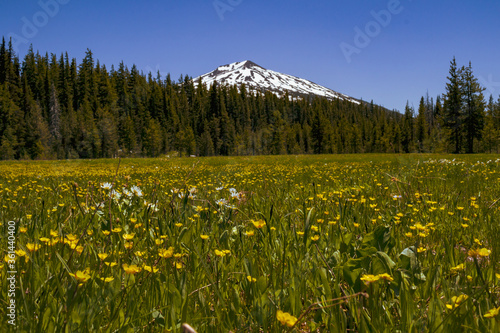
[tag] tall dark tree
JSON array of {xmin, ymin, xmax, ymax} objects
[
  {"xmin": 461, "ymin": 62, "xmax": 485, "ymax": 153},
  {"xmin": 401, "ymin": 103, "xmax": 414, "ymax": 153},
  {"xmin": 443, "ymin": 57, "xmax": 464, "ymax": 153},
  {"xmin": 415, "ymin": 97, "xmax": 428, "ymax": 152}
]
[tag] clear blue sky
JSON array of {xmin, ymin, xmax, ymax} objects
[{"xmin": 1, "ymin": 0, "xmax": 499, "ymax": 112}]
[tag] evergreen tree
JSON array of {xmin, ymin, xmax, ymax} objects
[
  {"xmin": 443, "ymin": 57, "xmax": 464, "ymax": 153},
  {"xmin": 415, "ymin": 97, "xmax": 428, "ymax": 152},
  {"xmin": 462, "ymin": 62, "xmax": 485, "ymax": 153},
  {"xmin": 401, "ymin": 103, "xmax": 414, "ymax": 153}
]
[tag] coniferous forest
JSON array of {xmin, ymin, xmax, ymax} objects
[{"xmin": 1, "ymin": 38, "xmax": 499, "ymax": 160}]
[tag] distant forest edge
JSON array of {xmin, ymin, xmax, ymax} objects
[{"xmin": 0, "ymin": 38, "xmax": 499, "ymax": 160}]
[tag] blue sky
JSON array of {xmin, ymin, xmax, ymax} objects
[{"xmin": 1, "ymin": 0, "xmax": 499, "ymax": 112}]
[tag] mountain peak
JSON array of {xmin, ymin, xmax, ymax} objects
[
  {"xmin": 214, "ymin": 60, "xmax": 264, "ymax": 73},
  {"xmin": 194, "ymin": 61, "xmax": 360, "ymax": 104}
]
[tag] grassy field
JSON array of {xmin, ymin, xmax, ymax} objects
[{"xmin": 1, "ymin": 154, "xmax": 499, "ymax": 332}]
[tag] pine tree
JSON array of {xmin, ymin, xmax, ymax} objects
[
  {"xmin": 415, "ymin": 97, "xmax": 428, "ymax": 152},
  {"xmin": 462, "ymin": 62, "xmax": 485, "ymax": 153},
  {"xmin": 443, "ymin": 57, "xmax": 464, "ymax": 153},
  {"xmin": 401, "ymin": 103, "xmax": 414, "ymax": 153},
  {"xmin": 482, "ymin": 95, "xmax": 498, "ymax": 153}
]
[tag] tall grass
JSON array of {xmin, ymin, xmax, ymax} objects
[{"xmin": 0, "ymin": 154, "xmax": 499, "ymax": 332}]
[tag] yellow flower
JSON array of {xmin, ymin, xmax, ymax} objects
[
  {"xmin": 111, "ymin": 227, "xmax": 122, "ymax": 233},
  {"xmin": 130, "ymin": 218, "xmax": 137, "ymax": 223},
  {"xmin": 155, "ymin": 239, "xmax": 164, "ymax": 245},
  {"xmin": 276, "ymin": 310, "xmax": 297, "ymax": 327},
  {"xmin": 477, "ymin": 248, "xmax": 491, "ymax": 257},
  {"xmin": 175, "ymin": 262, "xmax": 183, "ymax": 269},
  {"xmin": 50, "ymin": 230, "xmax": 58, "ymax": 237},
  {"xmin": 296, "ymin": 231, "xmax": 304, "ymax": 236},
  {"xmin": 175, "ymin": 223, "xmax": 183, "ymax": 228},
  {"xmin": 124, "ymin": 242, "xmax": 133, "ymax": 249},
  {"xmin": 158, "ymin": 247, "xmax": 174, "ymax": 258},
  {"xmin": 245, "ymin": 230, "xmax": 255, "ymax": 236},
  {"xmin": 451, "ymin": 263, "xmax": 465, "ymax": 272},
  {"xmin": 251, "ymin": 219, "xmax": 266, "ymax": 229},
  {"xmin": 361, "ymin": 274, "xmax": 380, "ymax": 284},
  {"xmin": 311, "ymin": 235, "xmax": 320, "ymax": 241},
  {"xmin": 26, "ymin": 243, "xmax": 41, "ymax": 252},
  {"xmin": 353, "ymin": 223, "xmax": 360, "ymax": 228},
  {"xmin": 135, "ymin": 251, "xmax": 146, "ymax": 257},
  {"xmin": 98, "ymin": 253, "xmax": 109, "ymax": 260},
  {"xmin": 122, "ymin": 264, "xmax": 142, "ymax": 275},
  {"xmin": 446, "ymin": 294, "xmax": 469, "ymax": 309},
  {"xmin": 105, "ymin": 262, "xmax": 117, "ymax": 267},
  {"xmin": 69, "ymin": 270, "xmax": 91, "ymax": 283},
  {"xmin": 19, "ymin": 227, "xmax": 27, "ymax": 233},
  {"xmin": 87, "ymin": 230, "xmax": 93, "ymax": 236},
  {"xmin": 417, "ymin": 247, "xmax": 426, "ymax": 253},
  {"xmin": 66, "ymin": 234, "xmax": 78, "ymax": 241},
  {"xmin": 15, "ymin": 249, "xmax": 26, "ymax": 257},
  {"xmin": 200, "ymin": 235, "xmax": 209, "ymax": 240},
  {"xmin": 469, "ymin": 248, "xmax": 491, "ymax": 257},
  {"xmin": 496, "ymin": 273, "xmax": 500, "ymax": 279},
  {"xmin": 214, "ymin": 249, "xmax": 226, "ymax": 257},
  {"xmin": 99, "ymin": 277, "xmax": 114, "ymax": 282},
  {"xmin": 143, "ymin": 265, "xmax": 159, "ymax": 273},
  {"xmin": 247, "ymin": 275, "xmax": 257, "ymax": 282},
  {"xmin": 102, "ymin": 230, "xmax": 110, "ymax": 236},
  {"xmin": 39, "ymin": 237, "xmax": 50, "ymax": 243},
  {"xmin": 377, "ymin": 273, "xmax": 394, "ymax": 282},
  {"xmin": 26, "ymin": 214, "xmax": 32, "ymax": 220},
  {"xmin": 484, "ymin": 307, "xmax": 500, "ymax": 318}
]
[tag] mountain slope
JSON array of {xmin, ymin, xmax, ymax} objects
[{"xmin": 194, "ymin": 60, "xmax": 360, "ymax": 104}]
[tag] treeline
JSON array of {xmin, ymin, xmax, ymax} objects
[
  {"xmin": 0, "ymin": 39, "xmax": 499, "ymax": 160},
  {"xmin": 406, "ymin": 58, "xmax": 500, "ymax": 154}
]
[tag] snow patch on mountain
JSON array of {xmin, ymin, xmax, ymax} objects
[{"xmin": 194, "ymin": 60, "xmax": 360, "ymax": 104}]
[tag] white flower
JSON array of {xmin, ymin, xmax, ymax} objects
[
  {"xmin": 101, "ymin": 182, "xmax": 112, "ymax": 190},
  {"xmin": 131, "ymin": 185, "xmax": 143, "ymax": 197},
  {"xmin": 110, "ymin": 190, "xmax": 121, "ymax": 200},
  {"xmin": 216, "ymin": 198, "xmax": 228, "ymax": 206},
  {"xmin": 216, "ymin": 186, "xmax": 224, "ymax": 191},
  {"xmin": 123, "ymin": 188, "xmax": 133, "ymax": 198}
]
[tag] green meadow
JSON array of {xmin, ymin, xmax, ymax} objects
[{"xmin": 1, "ymin": 154, "xmax": 499, "ymax": 332}]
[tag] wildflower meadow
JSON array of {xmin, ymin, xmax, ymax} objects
[{"xmin": 1, "ymin": 154, "xmax": 499, "ymax": 332}]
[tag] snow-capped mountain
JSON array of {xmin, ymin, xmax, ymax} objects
[{"xmin": 194, "ymin": 60, "xmax": 361, "ymax": 104}]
